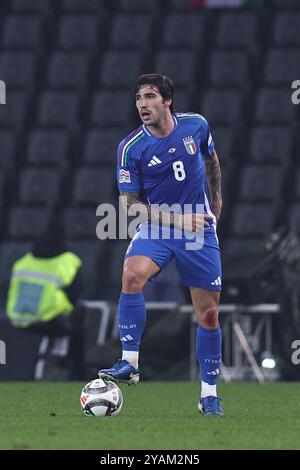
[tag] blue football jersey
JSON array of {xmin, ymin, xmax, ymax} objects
[{"xmin": 117, "ymin": 112, "xmax": 216, "ymax": 217}]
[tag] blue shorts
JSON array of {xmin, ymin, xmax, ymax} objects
[{"xmin": 124, "ymin": 224, "xmax": 222, "ymax": 291}]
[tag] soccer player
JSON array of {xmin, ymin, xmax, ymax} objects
[{"xmin": 99, "ymin": 74, "xmax": 224, "ymax": 415}]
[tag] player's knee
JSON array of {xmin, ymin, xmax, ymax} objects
[
  {"xmin": 122, "ymin": 269, "xmax": 145, "ymax": 293},
  {"xmin": 199, "ymin": 306, "xmax": 219, "ymax": 329}
]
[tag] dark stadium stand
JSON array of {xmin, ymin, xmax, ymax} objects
[
  {"xmin": 248, "ymin": 126, "xmax": 292, "ymax": 164},
  {"xmin": 215, "ymin": 12, "xmax": 258, "ymax": 48},
  {"xmin": 26, "ymin": 129, "xmax": 70, "ymax": 166},
  {"xmin": 10, "ymin": 0, "xmax": 51, "ymax": 12},
  {"xmin": 0, "ymin": 52, "xmax": 37, "ymax": 90},
  {"xmin": 100, "ymin": 51, "xmax": 144, "ymax": 88},
  {"xmin": 0, "ymin": 0, "xmax": 299, "ymax": 308},
  {"xmin": 163, "ymin": 13, "xmax": 205, "ymax": 49},
  {"xmin": 18, "ymin": 167, "xmax": 63, "ymax": 206},
  {"xmin": 2, "ymin": 15, "xmax": 43, "ymax": 49},
  {"xmin": 57, "ymin": 16, "xmax": 100, "ymax": 50},
  {"xmin": 110, "ymin": 15, "xmax": 153, "ymax": 49}
]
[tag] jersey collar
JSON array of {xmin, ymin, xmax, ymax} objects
[{"xmin": 142, "ymin": 115, "xmax": 178, "ymax": 138}]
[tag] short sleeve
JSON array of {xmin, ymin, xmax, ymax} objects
[
  {"xmin": 116, "ymin": 139, "xmax": 142, "ymax": 192},
  {"xmin": 200, "ymin": 117, "xmax": 215, "ymax": 157}
]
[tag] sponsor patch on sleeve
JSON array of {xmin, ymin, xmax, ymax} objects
[{"xmin": 119, "ymin": 169, "xmax": 131, "ymax": 183}]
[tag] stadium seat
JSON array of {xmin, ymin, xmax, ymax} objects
[
  {"xmin": 58, "ymin": 15, "xmax": 99, "ymax": 49},
  {"xmin": 273, "ymin": 13, "xmax": 300, "ymax": 46},
  {"xmin": 222, "ymin": 238, "xmax": 266, "ymax": 258},
  {"xmin": 73, "ymin": 167, "xmax": 115, "ymax": 204},
  {"xmin": 67, "ymin": 240, "xmax": 104, "ymax": 298},
  {"xmin": 0, "ymin": 169, "xmax": 5, "ymax": 198},
  {"xmin": 209, "ymin": 51, "xmax": 250, "ymax": 87},
  {"xmin": 90, "ymin": 91, "xmax": 132, "ymax": 127},
  {"xmin": 111, "ymin": 15, "xmax": 152, "ymax": 49},
  {"xmin": 201, "ymin": 89, "xmax": 243, "ymax": 125},
  {"xmin": 0, "ymin": 130, "xmax": 16, "ymax": 173},
  {"xmin": 10, "ymin": 0, "xmax": 51, "ymax": 12},
  {"xmin": 0, "ymin": 52, "xmax": 36, "ymax": 89},
  {"xmin": 83, "ymin": 129, "xmax": 126, "ymax": 165},
  {"xmin": 7, "ymin": 206, "xmax": 51, "ymax": 240},
  {"xmin": 231, "ymin": 204, "xmax": 275, "ymax": 238},
  {"xmin": 288, "ymin": 203, "xmax": 300, "ymax": 234},
  {"xmin": 271, "ymin": 0, "xmax": 300, "ymax": 10},
  {"xmin": 155, "ymin": 50, "xmax": 196, "ymax": 87},
  {"xmin": 143, "ymin": 282, "xmax": 183, "ymax": 302},
  {"xmin": 0, "ymin": 91, "xmax": 27, "ymax": 130},
  {"xmin": 18, "ymin": 168, "xmax": 63, "ymax": 206},
  {"xmin": 255, "ymin": 88, "xmax": 295, "ymax": 124},
  {"xmin": 60, "ymin": 0, "xmax": 102, "ymax": 12},
  {"xmin": 173, "ymin": 90, "xmax": 191, "ymax": 113},
  {"xmin": 118, "ymin": 0, "xmax": 158, "ymax": 13},
  {"xmin": 170, "ymin": 0, "xmax": 199, "ymax": 10},
  {"xmin": 239, "ymin": 165, "xmax": 283, "ymax": 201},
  {"xmin": 144, "ymin": 259, "xmax": 187, "ymax": 303},
  {"xmin": 0, "ymin": 241, "xmax": 32, "ymax": 289},
  {"xmin": 100, "ymin": 51, "xmax": 143, "ymax": 88},
  {"xmin": 264, "ymin": 49, "xmax": 300, "ymax": 85},
  {"xmin": 62, "ymin": 207, "xmax": 98, "ymax": 240},
  {"xmin": 216, "ymin": 12, "xmax": 258, "ymax": 48},
  {"xmin": 37, "ymin": 91, "xmax": 80, "ymax": 127},
  {"xmin": 105, "ymin": 240, "xmax": 130, "ymax": 298},
  {"xmin": 108, "ymin": 239, "xmax": 130, "ymax": 284},
  {"xmin": 47, "ymin": 52, "xmax": 89, "ymax": 90},
  {"xmin": 2, "ymin": 16, "xmax": 42, "ymax": 49},
  {"xmin": 212, "ymin": 127, "xmax": 235, "ymax": 166},
  {"xmin": 249, "ymin": 126, "xmax": 292, "ymax": 164},
  {"xmin": 26, "ymin": 129, "xmax": 69, "ymax": 166},
  {"xmin": 294, "ymin": 170, "xmax": 300, "ymax": 199},
  {"xmin": 155, "ymin": 259, "xmax": 185, "ymax": 303},
  {"xmin": 220, "ymin": 166, "xmax": 231, "ymax": 196},
  {"xmin": 163, "ymin": 13, "xmax": 205, "ymax": 48}
]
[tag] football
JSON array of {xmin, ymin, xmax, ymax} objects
[{"xmin": 80, "ymin": 378, "xmax": 123, "ymax": 416}]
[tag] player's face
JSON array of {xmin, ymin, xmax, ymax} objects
[{"xmin": 135, "ymin": 85, "xmax": 171, "ymax": 126}]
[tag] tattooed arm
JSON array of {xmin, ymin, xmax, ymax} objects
[
  {"xmin": 204, "ymin": 149, "xmax": 222, "ymax": 221},
  {"xmin": 120, "ymin": 191, "xmax": 173, "ymax": 227},
  {"xmin": 119, "ymin": 191, "xmax": 212, "ymax": 231}
]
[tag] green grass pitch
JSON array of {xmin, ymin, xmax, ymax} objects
[{"xmin": 0, "ymin": 381, "xmax": 300, "ymax": 450}]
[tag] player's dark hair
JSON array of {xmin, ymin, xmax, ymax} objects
[{"xmin": 135, "ymin": 74, "xmax": 175, "ymax": 113}]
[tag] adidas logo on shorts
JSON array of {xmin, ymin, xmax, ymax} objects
[{"xmin": 211, "ymin": 276, "xmax": 221, "ymax": 286}]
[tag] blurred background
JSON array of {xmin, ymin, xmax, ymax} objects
[{"xmin": 0, "ymin": 0, "xmax": 299, "ymax": 383}]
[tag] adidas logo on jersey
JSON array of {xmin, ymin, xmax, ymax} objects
[
  {"xmin": 211, "ymin": 276, "xmax": 221, "ymax": 286},
  {"xmin": 148, "ymin": 156, "xmax": 162, "ymax": 167}
]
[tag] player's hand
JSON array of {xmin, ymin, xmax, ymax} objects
[{"xmin": 176, "ymin": 213, "xmax": 213, "ymax": 232}]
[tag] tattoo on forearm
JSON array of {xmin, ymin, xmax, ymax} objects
[
  {"xmin": 204, "ymin": 150, "xmax": 222, "ymax": 202},
  {"xmin": 119, "ymin": 191, "xmax": 175, "ymax": 226}
]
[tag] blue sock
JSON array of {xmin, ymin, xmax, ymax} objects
[
  {"xmin": 196, "ymin": 325, "xmax": 222, "ymax": 385},
  {"xmin": 118, "ymin": 292, "xmax": 146, "ymax": 352}
]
